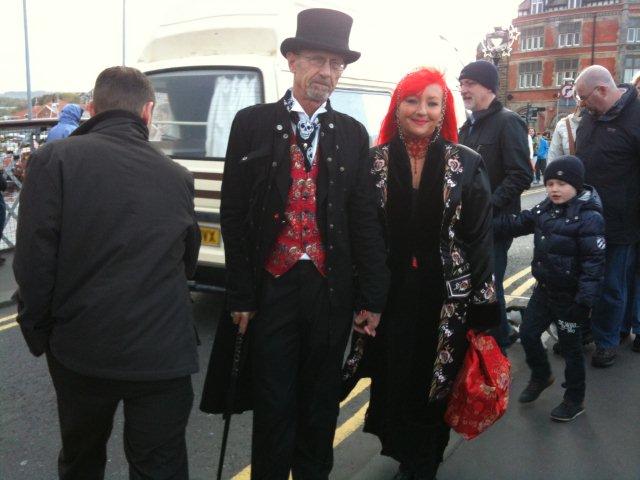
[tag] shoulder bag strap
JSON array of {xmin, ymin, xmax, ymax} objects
[{"xmin": 565, "ymin": 118, "xmax": 576, "ymax": 155}]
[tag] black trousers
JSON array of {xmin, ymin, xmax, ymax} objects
[
  {"xmin": 520, "ymin": 286, "xmax": 586, "ymax": 403},
  {"xmin": 250, "ymin": 262, "xmax": 352, "ymax": 480},
  {"xmin": 46, "ymin": 353, "xmax": 194, "ymax": 480}
]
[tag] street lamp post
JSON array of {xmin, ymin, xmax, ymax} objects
[
  {"xmin": 22, "ymin": 0, "xmax": 32, "ymax": 120},
  {"xmin": 481, "ymin": 25, "xmax": 520, "ymax": 66}
]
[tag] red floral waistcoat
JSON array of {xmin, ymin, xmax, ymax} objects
[{"xmin": 264, "ymin": 136, "xmax": 326, "ymax": 278}]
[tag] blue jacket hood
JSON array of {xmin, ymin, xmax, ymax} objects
[
  {"xmin": 47, "ymin": 104, "xmax": 83, "ymax": 141},
  {"xmin": 58, "ymin": 104, "xmax": 83, "ymax": 125}
]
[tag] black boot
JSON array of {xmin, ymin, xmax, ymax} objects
[{"xmin": 518, "ymin": 376, "xmax": 555, "ymax": 403}]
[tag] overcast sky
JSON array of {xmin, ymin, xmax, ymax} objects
[{"xmin": 2, "ymin": 0, "xmax": 521, "ymax": 93}]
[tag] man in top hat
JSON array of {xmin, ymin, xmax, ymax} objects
[
  {"xmin": 458, "ymin": 60, "xmax": 533, "ymax": 351},
  {"xmin": 215, "ymin": 8, "xmax": 389, "ymax": 479}
]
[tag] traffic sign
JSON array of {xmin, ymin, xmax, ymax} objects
[{"xmin": 561, "ymin": 84, "xmax": 574, "ymax": 99}]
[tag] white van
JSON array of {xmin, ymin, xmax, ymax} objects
[{"xmin": 136, "ymin": 5, "xmax": 466, "ymax": 290}]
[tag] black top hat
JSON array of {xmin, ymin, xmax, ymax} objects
[{"xmin": 280, "ymin": 8, "xmax": 361, "ymax": 64}]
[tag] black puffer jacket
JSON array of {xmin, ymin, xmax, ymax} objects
[
  {"xmin": 576, "ymin": 85, "xmax": 640, "ymax": 245},
  {"xmin": 494, "ymin": 185, "xmax": 605, "ymax": 307}
]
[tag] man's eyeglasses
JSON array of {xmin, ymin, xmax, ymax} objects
[
  {"xmin": 301, "ymin": 55, "xmax": 346, "ymax": 73},
  {"xmin": 574, "ymin": 86, "xmax": 599, "ymax": 103}
]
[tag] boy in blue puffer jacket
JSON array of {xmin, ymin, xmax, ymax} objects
[{"xmin": 495, "ymin": 155, "xmax": 605, "ymax": 422}]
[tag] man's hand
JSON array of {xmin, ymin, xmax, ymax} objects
[
  {"xmin": 353, "ymin": 310, "xmax": 381, "ymax": 337},
  {"xmin": 230, "ymin": 311, "xmax": 256, "ymax": 335}
]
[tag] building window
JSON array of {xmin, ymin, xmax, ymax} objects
[
  {"xmin": 519, "ymin": 61, "xmax": 543, "ymax": 88},
  {"xmin": 568, "ymin": 0, "xmax": 582, "ymax": 7},
  {"xmin": 628, "ymin": 19, "xmax": 640, "ymax": 43},
  {"xmin": 556, "ymin": 59, "xmax": 579, "ymax": 85},
  {"xmin": 623, "ymin": 56, "xmax": 640, "ymax": 83},
  {"xmin": 521, "ymin": 27, "xmax": 544, "ymax": 51},
  {"xmin": 558, "ymin": 22, "xmax": 581, "ymax": 47},
  {"xmin": 531, "ymin": 0, "xmax": 544, "ymax": 14}
]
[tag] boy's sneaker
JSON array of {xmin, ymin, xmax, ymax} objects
[
  {"xmin": 550, "ymin": 400, "xmax": 585, "ymax": 422},
  {"xmin": 591, "ymin": 347, "xmax": 616, "ymax": 368},
  {"xmin": 632, "ymin": 336, "xmax": 640, "ymax": 353},
  {"xmin": 518, "ymin": 376, "xmax": 555, "ymax": 403}
]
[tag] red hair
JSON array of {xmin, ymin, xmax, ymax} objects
[{"xmin": 377, "ymin": 67, "xmax": 458, "ymax": 145}]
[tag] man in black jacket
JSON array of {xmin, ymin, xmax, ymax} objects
[
  {"xmin": 13, "ymin": 67, "xmax": 200, "ymax": 479},
  {"xmin": 458, "ymin": 60, "xmax": 533, "ymax": 350},
  {"xmin": 214, "ymin": 8, "xmax": 389, "ymax": 479},
  {"xmin": 574, "ymin": 65, "xmax": 640, "ymax": 367}
]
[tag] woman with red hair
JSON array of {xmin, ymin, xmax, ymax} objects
[{"xmin": 362, "ymin": 68, "xmax": 499, "ymax": 479}]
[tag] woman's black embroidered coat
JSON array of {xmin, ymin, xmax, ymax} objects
[{"xmin": 354, "ymin": 136, "xmax": 500, "ymax": 401}]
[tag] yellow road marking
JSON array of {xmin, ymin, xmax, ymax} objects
[
  {"xmin": 522, "ymin": 187, "xmax": 545, "ymax": 197},
  {"xmin": 503, "ymin": 266, "xmax": 531, "ymax": 290},
  {"xmin": 0, "ymin": 313, "xmax": 18, "ymax": 324},
  {"xmin": 0, "ymin": 321, "xmax": 18, "ymax": 332},
  {"xmin": 510, "ymin": 276, "xmax": 537, "ymax": 297},
  {"xmin": 231, "ymin": 379, "xmax": 371, "ymax": 480}
]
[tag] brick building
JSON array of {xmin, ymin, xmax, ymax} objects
[{"xmin": 493, "ymin": 0, "xmax": 640, "ymax": 132}]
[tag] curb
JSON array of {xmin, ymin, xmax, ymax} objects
[{"xmin": 0, "ymin": 297, "xmax": 16, "ymax": 309}]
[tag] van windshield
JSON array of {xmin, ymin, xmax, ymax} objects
[{"xmin": 146, "ymin": 69, "xmax": 263, "ymax": 160}]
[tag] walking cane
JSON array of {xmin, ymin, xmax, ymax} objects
[{"xmin": 217, "ymin": 329, "xmax": 245, "ymax": 480}]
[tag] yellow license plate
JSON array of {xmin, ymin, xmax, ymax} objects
[{"xmin": 201, "ymin": 227, "xmax": 221, "ymax": 247}]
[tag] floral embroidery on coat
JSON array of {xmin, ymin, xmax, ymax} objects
[
  {"xmin": 369, "ymin": 141, "xmax": 497, "ymax": 403},
  {"xmin": 370, "ymin": 145, "xmax": 389, "ymax": 208}
]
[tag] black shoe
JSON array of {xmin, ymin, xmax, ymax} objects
[
  {"xmin": 392, "ymin": 465, "xmax": 414, "ymax": 480},
  {"xmin": 591, "ymin": 347, "xmax": 616, "ymax": 368},
  {"xmin": 552, "ymin": 342, "xmax": 562, "ymax": 355},
  {"xmin": 0, "ymin": 255, "xmax": 5, "ymax": 266},
  {"xmin": 633, "ymin": 336, "xmax": 640, "ymax": 353},
  {"xmin": 550, "ymin": 400, "xmax": 585, "ymax": 422},
  {"xmin": 518, "ymin": 376, "xmax": 555, "ymax": 403}
]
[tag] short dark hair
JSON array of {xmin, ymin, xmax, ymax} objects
[{"xmin": 92, "ymin": 66, "xmax": 155, "ymax": 115}]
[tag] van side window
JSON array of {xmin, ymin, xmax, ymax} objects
[
  {"xmin": 329, "ymin": 89, "xmax": 391, "ymax": 146},
  {"xmin": 147, "ymin": 69, "xmax": 263, "ymax": 160}
]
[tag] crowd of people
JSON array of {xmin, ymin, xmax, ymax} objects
[{"xmin": 8, "ymin": 6, "xmax": 640, "ymax": 480}]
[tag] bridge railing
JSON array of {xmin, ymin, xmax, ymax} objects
[{"xmin": 1, "ymin": 119, "xmax": 57, "ymax": 250}]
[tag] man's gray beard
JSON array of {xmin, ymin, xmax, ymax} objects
[{"xmin": 306, "ymin": 85, "xmax": 331, "ymax": 103}]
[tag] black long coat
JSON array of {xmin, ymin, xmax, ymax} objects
[
  {"xmin": 200, "ymin": 95, "xmax": 390, "ymax": 413},
  {"xmin": 343, "ymin": 137, "xmax": 500, "ymax": 405}
]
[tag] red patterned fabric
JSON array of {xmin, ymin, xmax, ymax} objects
[
  {"xmin": 265, "ymin": 137, "xmax": 326, "ymax": 277},
  {"xmin": 444, "ymin": 330, "xmax": 511, "ymax": 440}
]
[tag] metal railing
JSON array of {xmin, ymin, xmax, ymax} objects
[{"xmin": 1, "ymin": 119, "xmax": 56, "ymax": 250}]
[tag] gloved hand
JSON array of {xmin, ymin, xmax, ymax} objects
[{"xmin": 568, "ymin": 303, "xmax": 590, "ymax": 324}]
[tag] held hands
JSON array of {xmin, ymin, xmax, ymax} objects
[
  {"xmin": 230, "ymin": 311, "xmax": 257, "ymax": 335},
  {"xmin": 353, "ymin": 310, "xmax": 381, "ymax": 337}
]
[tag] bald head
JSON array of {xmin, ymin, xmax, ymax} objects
[
  {"xmin": 574, "ymin": 65, "xmax": 621, "ymax": 116},
  {"xmin": 575, "ymin": 65, "xmax": 616, "ymax": 90}
]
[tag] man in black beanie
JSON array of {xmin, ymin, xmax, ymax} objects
[{"xmin": 458, "ymin": 60, "xmax": 533, "ymax": 351}]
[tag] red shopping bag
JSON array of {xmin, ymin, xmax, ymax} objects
[{"xmin": 444, "ymin": 330, "xmax": 511, "ymax": 440}]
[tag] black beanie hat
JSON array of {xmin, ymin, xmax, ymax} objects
[
  {"xmin": 544, "ymin": 155, "xmax": 585, "ymax": 191},
  {"xmin": 459, "ymin": 60, "xmax": 499, "ymax": 93}
]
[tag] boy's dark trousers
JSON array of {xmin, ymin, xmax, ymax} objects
[
  {"xmin": 520, "ymin": 285, "xmax": 585, "ymax": 404},
  {"xmin": 46, "ymin": 352, "xmax": 193, "ymax": 480}
]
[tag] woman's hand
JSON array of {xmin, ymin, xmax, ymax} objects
[{"xmin": 230, "ymin": 311, "xmax": 256, "ymax": 334}]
